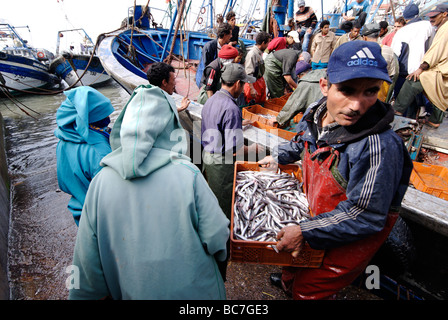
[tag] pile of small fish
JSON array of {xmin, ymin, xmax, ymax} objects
[{"xmin": 233, "ymin": 169, "xmax": 310, "ymax": 242}]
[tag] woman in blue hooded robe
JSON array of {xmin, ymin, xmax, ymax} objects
[{"xmin": 54, "ymin": 86, "xmax": 114, "ymax": 226}]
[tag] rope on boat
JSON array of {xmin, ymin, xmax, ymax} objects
[
  {"xmin": 0, "ymin": 85, "xmax": 39, "ymax": 119},
  {"xmin": 0, "ymin": 26, "xmax": 124, "ymax": 117},
  {"xmin": 0, "ymin": 37, "xmax": 100, "ymax": 97},
  {"xmin": 165, "ymin": 0, "xmax": 187, "ymax": 65},
  {"xmin": 121, "ymin": 0, "xmax": 194, "ymax": 98}
]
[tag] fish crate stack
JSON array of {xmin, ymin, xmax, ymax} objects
[
  {"xmin": 242, "ymin": 104, "xmax": 279, "ymax": 127},
  {"xmin": 262, "ymin": 92, "xmax": 304, "ymax": 127},
  {"xmin": 262, "ymin": 93, "xmax": 292, "ymax": 112},
  {"xmin": 250, "ymin": 121, "xmax": 297, "ymax": 141},
  {"xmin": 230, "ymin": 161, "xmax": 325, "ymax": 268}
]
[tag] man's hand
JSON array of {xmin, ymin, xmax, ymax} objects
[
  {"xmin": 406, "ymin": 68, "xmax": 423, "ymax": 82},
  {"xmin": 258, "ymin": 155, "xmax": 278, "ymax": 170},
  {"xmin": 250, "ymin": 86, "xmax": 257, "ymax": 99},
  {"xmin": 276, "ymin": 225, "xmax": 304, "ymax": 258},
  {"xmin": 284, "ymin": 75, "xmax": 297, "ymax": 90},
  {"xmin": 342, "ymin": 14, "xmax": 355, "ymax": 21},
  {"xmin": 177, "ymin": 97, "xmax": 190, "ymax": 112}
]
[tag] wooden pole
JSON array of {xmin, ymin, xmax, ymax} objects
[
  {"xmin": 390, "ymin": 0, "xmax": 397, "ymax": 22},
  {"xmin": 166, "ymin": 0, "xmax": 187, "ymax": 65}
]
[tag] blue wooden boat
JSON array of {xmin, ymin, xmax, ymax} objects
[
  {"xmin": 49, "ymin": 28, "xmax": 110, "ymax": 88},
  {"xmin": 97, "ymin": 3, "xmax": 255, "ymax": 95},
  {"xmin": 0, "ymin": 23, "xmax": 60, "ymax": 94}
]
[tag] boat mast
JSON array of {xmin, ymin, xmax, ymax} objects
[
  {"xmin": 390, "ymin": 0, "xmax": 397, "ymax": 22},
  {"xmin": 165, "ymin": 0, "xmax": 187, "ymax": 64}
]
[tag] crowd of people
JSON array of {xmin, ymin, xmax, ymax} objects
[
  {"xmin": 193, "ymin": 2, "xmax": 447, "ymax": 130},
  {"xmin": 54, "ymin": 1, "xmax": 447, "ymax": 300}
]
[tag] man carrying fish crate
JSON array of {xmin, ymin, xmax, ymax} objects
[{"xmin": 258, "ymin": 41, "xmax": 413, "ymax": 300}]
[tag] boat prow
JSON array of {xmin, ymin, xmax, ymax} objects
[
  {"xmin": 49, "ymin": 28, "xmax": 111, "ymax": 88},
  {"xmin": 97, "ymin": 31, "xmax": 145, "ymax": 94},
  {"xmin": 0, "ymin": 23, "xmax": 61, "ymax": 95},
  {"xmin": 49, "ymin": 52, "xmax": 111, "ymax": 88}
]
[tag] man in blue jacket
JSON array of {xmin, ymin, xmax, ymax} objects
[
  {"xmin": 259, "ymin": 41, "xmax": 413, "ymax": 300},
  {"xmin": 54, "ymin": 86, "xmax": 114, "ymax": 226}
]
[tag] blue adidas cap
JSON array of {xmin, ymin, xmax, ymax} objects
[{"xmin": 327, "ymin": 41, "xmax": 391, "ymax": 84}]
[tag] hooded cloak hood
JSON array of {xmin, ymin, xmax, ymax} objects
[
  {"xmin": 54, "ymin": 86, "xmax": 114, "ymax": 144},
  {"xmin": 101, "ymin": 84, "xmax": 190, "ymax": 179}
]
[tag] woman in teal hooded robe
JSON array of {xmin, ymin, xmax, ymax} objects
[
  {"xmin": 69, "ymin": 85, "xmax": 229, "ymax": 300},
  {"xmin": 54, "ymin": 86, "xmax": 114, "ymax": 226}
]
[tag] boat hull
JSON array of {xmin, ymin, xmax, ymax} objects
[
  {"xmin": 98, "ymin": 28, "xmax": 255, "ymax": 94},
  {"xmin": 49, "ymin": 54, "xmax": 110, "ymax": 88},
  {"xmin": 0, "ymin": 52, "xmax": 60, "ymax": 93}
]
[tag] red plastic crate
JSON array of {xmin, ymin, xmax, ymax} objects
[{"xmin": 263, "ymin": 93, "xmax": 291, "ymax": 112}]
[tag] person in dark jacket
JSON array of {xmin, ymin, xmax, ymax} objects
[
  {"xmin": 195, "ymin": 23, "xmax": 232, "ymax": 88},
  {"xmin": 259, "ymin": 41, "xmax": 413, "ymax": 300},
  {"xmin": 226, "ymin": 10, "xmax": 240, "ymax": 47},
  {"xmin": 197, "ymin": 44, "xmax": 240, "ymax": 105}
]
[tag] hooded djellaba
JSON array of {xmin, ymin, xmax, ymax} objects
[
  {"xmin": 54, "ymin": 86, "xmax": 114, "ymax": 226},
  {"xmin": 69, "ymin": 84, "xmax": 229, "ymax": 300}
]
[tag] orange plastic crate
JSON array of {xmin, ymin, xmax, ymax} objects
[
  {"xmin": 230, "ymin": 161, "xmax": 325, "ymax": 268},
  {"xmin": 279, "ymin": 92, "xmax": 292, "ymax": 101},
  {"xmin": 410, "ymin": 162, "xmax": 448, "ymax": 200},
  {"xmin": 251, "ymin": 121, "xmax": 297, "ymax": 141},
  {"xmin": 263, "ymin": 93, "xmax": 291, "ymax": 112},
  {"xmin": 242, "ymin": 105, "xmax": 279, "ymax": 127}
]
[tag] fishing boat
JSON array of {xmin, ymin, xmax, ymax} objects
[
  {"xmin": 49, "ymin": 28, "xmax": 110, "ymax": 88},
  {"xmin": 0, "ymin": 23, "xmax": 60, "ymax": 95},
  {"xmin": 97, "ymin": 2, "xmax": 256, "ymax": 95}
]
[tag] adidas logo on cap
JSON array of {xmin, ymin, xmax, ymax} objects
[{"xmin": 347, "ymin": 47, "xmax": 378, "ymax": 67}]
